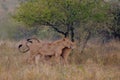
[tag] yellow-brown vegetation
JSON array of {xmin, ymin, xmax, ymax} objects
[{"xmin": 0, "ymin": 40, "xmax": 119, "ymax": 80}]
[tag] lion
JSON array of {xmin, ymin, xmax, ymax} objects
[
  {"xmin": 18, "ymin": 38, "xmax": 42, "ymax": 64},
  {"xmin": 35, "ymin": 38, "xmax": 75, "ymax": 64},
  {"xmin": 18, "ymin": 37, "xmax": 75, "ymax": 64}
]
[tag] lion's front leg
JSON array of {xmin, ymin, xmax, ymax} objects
[
  {"xmin": 39, "ymin": 54, "xmax": 46, "ymax": 64},
  {"xmin": 54, "ymin": 51, "xmax": 62, "ymax": 64},
  {"xmin": 62, "ymin": 48, "xmax": 72, "ymax": 65},
  {"xmin": 26, "ymin": 54, "xmax": 36, "ymax": 64}
]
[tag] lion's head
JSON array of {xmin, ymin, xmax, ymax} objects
[
  {"xmin": 18, "ymin": 38, "xmax": 40, "ymax": 53},
  {"xmin": 61, "ymin": 38, "xmax": 76, "ymax": 49}
]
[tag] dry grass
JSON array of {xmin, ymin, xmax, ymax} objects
[{"xmin": 0, "ymin": 40, "xmax": 119, "ymax": 80}]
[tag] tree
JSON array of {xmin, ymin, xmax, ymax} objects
[
  {"xmin": 110, "ymin": 2, "xmax": 120, "ymax": 39},
  {"xmin": 13, "ymin": 0, "xmax": 110, "ymax": 42}
]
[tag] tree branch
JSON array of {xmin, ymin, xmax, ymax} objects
[{"xmin": 45, "ymin": 22, "xmax": 66, "ymax": 37}]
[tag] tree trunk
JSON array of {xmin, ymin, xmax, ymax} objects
[
  {"xmin": 80, "ymin": 31, "xmax": 91, "ymax": 54},
  {"xmin": 65, "ymin": 25, "xmax": 70, "ymax": 38},
  {"xmin": 70, "ymin": 27, "xmax": 74, "ymax": 42}
]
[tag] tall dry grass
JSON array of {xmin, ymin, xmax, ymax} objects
[{"xmin": 0, "ymin": 40, "xmax": 119, "ymax": 80}]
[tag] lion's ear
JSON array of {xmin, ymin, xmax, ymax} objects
[
  {"xmin": 27, "ymin": 39, "xmax": 33, "ymax": 43},
  {"xmin": 29, "ymin": 40, "xmax": 33, "ymax": 43},
  {"xmin": 27, "ymin": 39, "xmax": 29, "ymax": 40},
  {"xmin": 63, "ymin": 38, "xmax": 66, "ymax": 41},
  {"xmin": 18, "ymin": 44, "xmax": 22, "ymax": 48}
]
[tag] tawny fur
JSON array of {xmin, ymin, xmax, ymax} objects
[
  {"xmin": 61, "ymin": 47, "xmax": 72, "ymax": 64},
  {"xmin": 18, "ymin": 38, "xmax": 75, "ymax": 64},
  {"xmin": 37, "ymin": 38, "xmax": 75, "ymax": 63}
]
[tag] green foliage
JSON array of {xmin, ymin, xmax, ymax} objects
[
  {"xmin": 13, "ymin": 0, "xmax": 111, "ymax": 41},
  {"xmin": 14, "ymin": 0, "xmax": 109, "ymax": 25}
]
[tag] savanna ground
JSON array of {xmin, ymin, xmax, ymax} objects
[{"xmin": 0, "ymin": 39, "xmax": 119, "ymax": 80}]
